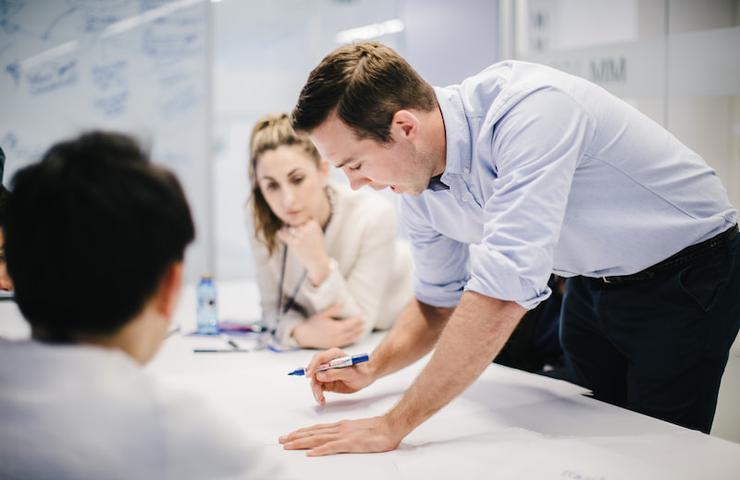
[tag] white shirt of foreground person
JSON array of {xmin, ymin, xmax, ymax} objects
[
  {"xmin": 405, "ymin": 61, "xmax": 737, "ymax": 309},
  {"xmin": 249, "ymin": 183, "xmax": 413, "ymax": 346},
  {"xmin": 0, "ymin": 339, "xmax": 278, "ymax": 480}
]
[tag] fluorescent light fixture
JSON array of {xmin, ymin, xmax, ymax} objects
[
  {"xmin": 101, "ymin": 0, "xmax": 201, "ymax": 38},
  {"xmin": 19, "ymin": 0, "xmax": 202, "ymax": 70},
  {"xmin": 335, "ymin": 19, "xmax": 405, "ymax": 43}
]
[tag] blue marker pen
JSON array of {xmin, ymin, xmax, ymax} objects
[{"xmin": 288, "ymin": 353, "xmax": 369, "ymax": 376}]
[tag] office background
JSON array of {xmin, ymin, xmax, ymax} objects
[
  {"xmin": 213, "ymin": 0, "xmax": 740, "ymax": 281},
  {"xmin": 1, "ymin": 0, "xmax": 739, "ymax": 441}
]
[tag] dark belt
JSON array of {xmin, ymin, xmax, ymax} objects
[{"xmin": 598, "ymin": 224, "xmax": 738, "ymax": 285}]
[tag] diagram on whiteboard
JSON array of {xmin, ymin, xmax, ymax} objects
[{"xmin": 0, "ymin": 0, "xmax": 212, "ymax": 279}]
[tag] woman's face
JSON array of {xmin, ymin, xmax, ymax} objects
[{"xmin": 255, "ymin": 145, "xmax": 329, "ymax": 227}]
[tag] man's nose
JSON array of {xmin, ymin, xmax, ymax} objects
[{"xmin": 344, "ymin": 169, "xmax": 370, "ymax": 191}]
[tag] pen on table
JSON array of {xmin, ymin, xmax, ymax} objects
[
  {"xmin": 288, "ymin": 353, "xmax": 369, "ymax": 376},
  {"xmin": 193, "ymin": 348, "xmax": 251, "ymax": 353},
  {"xmin": 166, "ymin": 325, "xmax": 181, "ymax": 338},
  {"xmin": 220, "ymin": 334, "xmax": 240, "ymax": 349},
  {"xmin": 191, "ymin": 335, "xmax": 246, "ymax": 353}
]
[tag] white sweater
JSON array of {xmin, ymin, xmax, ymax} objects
[
  {"xmin": 0, "ymin": 339, "xmax": 278, "ymax": 479},
  {"xmin": 247, "ymin": 184, "xmax": 414, "ymax": 346}
]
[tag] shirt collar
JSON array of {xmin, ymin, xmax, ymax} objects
[
  {"xmin": 427, "ymin": 174, "xmax": 449, "ymax": 191},
  {"xmin": 432, "ymin": 86, "xmax": 473, "ymax": 185}
]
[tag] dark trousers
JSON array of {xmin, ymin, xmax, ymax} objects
[
  {"xmin": 495, "ymin": 276, "xmax": 566, "ymax": 374},
  {"xmin": 561, "ymin": 227, "xmax": 740, "ymax": 433}
]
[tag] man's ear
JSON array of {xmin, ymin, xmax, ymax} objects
[
  {"xmin": 391, "ymin": 110, "xmax": 419, "ymax": 140},
  {"xmin": 154, "ymin": 262, "xmax": 184, "ymax": 319}
]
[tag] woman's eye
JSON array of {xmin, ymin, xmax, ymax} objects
[
  {"xmin": 291, "ymin": 176, "xmax": 305, "ymax": 184},
  {"xmin": 349, "ymin": 163, "xmax": 361, "ymax": 171},
  {"xmin": 265, "ymin": 183, "xmax": 279, "ymax": 191}
]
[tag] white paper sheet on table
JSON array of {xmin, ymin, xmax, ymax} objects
[{"xmin": 148, "ymin": 294, "xmax": 740, "ymax": 480}]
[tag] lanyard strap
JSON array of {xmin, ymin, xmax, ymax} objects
[{"xmin": 276, "ymin": 245, "xmax": 307, "ymax": 319}]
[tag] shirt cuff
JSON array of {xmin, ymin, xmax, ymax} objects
[
  {"xmin": 413, "ymin": 278, "xmax": 467, "ymax": 308},
  {"xmin": 466, "ymin": 243, "xmax": 552, "ymax": 310},
  {"xmin": 275, "ymin": 315, "xmax": 302, "ymax": 348}
]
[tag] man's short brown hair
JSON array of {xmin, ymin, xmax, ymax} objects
[{"xmin": 291, "ymin": 42, "xmax": 437, "ymax": 143}]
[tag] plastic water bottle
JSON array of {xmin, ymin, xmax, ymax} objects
[{"xmin": 196, "ymin": 274, "xmax": 219, "ymax": 335}]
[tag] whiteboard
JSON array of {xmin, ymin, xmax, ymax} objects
[{"xmin": 0, "ymin": 0, "xmax": 213, "ymax": 279}]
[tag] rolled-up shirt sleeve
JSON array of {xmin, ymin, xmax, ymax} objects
[
  {"xmin": 466, "ymin": 88, "xmax": 595, "ymax": 309},
  {"xmin": 401, "ymin": 195, "xmax": 470, "ymax": 308}
]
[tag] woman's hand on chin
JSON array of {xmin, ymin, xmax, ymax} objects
[{"xmin": 277, "ymin": 220, "xmax": 331, "ymax": 285}]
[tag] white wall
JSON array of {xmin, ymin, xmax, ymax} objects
[{"xmin": 400, "ymin": 0, "xmax": 499, "ymax": 86}]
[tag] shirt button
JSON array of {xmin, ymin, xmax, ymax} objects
[
  {"xmin": 463, "ymin": 167, "xmax": 470, "ymax": 175},
  {"xmin": 462, "ymin": 193, "xmax": 472, "ymax": 202}
]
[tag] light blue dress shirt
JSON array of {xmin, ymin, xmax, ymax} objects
[{"xmin": 401, "ymin": 61, "xmax": 737, "ymax": 310}]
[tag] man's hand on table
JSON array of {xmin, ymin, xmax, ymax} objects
[
  {"xmin": 279, "ymin": 416, "xmax": 403, "ymax": 456},
  {"xmin": 279, "ymin": 347, "xmax": 400, "ymax": 455}
]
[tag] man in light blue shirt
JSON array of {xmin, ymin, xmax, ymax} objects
[{"xmin": 279, "ymin": 42, "xmax": 740, "ymax": 455}]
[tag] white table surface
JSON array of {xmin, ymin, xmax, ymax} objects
[{"xmin": 2, "ymin": 281, "xmax": 740, "ymax": 479}]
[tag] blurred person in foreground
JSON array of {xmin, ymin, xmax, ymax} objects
[
  {"xmin": 0, "ymin": 132, "xmax": 277, "ymax": 479},
  {"xmin": 0, "ymin": 146, "xmax": 13, "ymax": 291}
]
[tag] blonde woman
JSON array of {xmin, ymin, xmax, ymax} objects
[{"xmin": 246, "ymin": 113, "xmax": 413, "ymax": 349}]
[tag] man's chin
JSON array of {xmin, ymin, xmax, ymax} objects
[
  {"xmin": 369, "ymin": 183, "xmax": 422, "ymax": 195},
  {"xmin": 390, "ymin": 185, "xmax": 424, "ymax": 196}
]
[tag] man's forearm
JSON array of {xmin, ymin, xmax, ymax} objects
[
  {"xmin": 369, "ymin": 299, "xmax": 453, "ymax": 380},
  {"xmin": 386, "ymin": 291, "xmax": 526, "ymax": 436}
]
